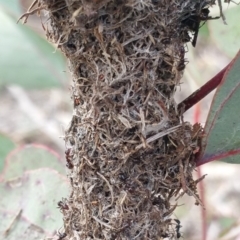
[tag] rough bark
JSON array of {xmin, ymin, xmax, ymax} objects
[{"xmin": 21, "ymin": 0, "xmax": 214, "ymax": 239}]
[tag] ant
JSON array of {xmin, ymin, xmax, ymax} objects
[
  {"xmin": 181, "ymin": 4, "xmax": 220, "ymax": 47},
  {"xmin": 174, "ymin": 219, "xmax": 182, "ymax": 239},
  {"xmin": 176, "ymin": 45, "xmax": 188, "ymax": 72},
  {"xmin": 177, "ymin": 58, "xmax": 189, "ymax": 71},
  {"xmin": 161, "ymin": 37, "xmax": 171, "ymax": 45},
  {"xmin": 65, "ymin": 149, "xmax": 74, "ymax": 169},
  {"xmin": 57, "ymin": 199, "xmax": 69, "ymax": 211}
]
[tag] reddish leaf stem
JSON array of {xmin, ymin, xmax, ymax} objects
[{"xmin": 178, "ymin": 64, "xmax": 230, "ymax": 113}]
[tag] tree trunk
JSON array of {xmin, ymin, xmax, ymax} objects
[{"xmin": 23, "ymin": 0, "xmax": 207, "ymax": 239}]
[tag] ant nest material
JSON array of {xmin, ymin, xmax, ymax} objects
[{"xmin": 21, "ymin": 0, "xmax": 221, "ymax": 239}]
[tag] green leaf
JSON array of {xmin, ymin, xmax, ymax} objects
[
  {"xmin": 199, "ymin": 22, "xmax": 209, "ymax": 39},
  {"xmin": 0, "ymin": 0, "xmax": 22, "ymax": 16},
  {"xmin": 1, "ymin": 144, "xmax": 66, "ymax": 181},
  {"xmin": 0, "ymin": 211, "xmax": 46, "ymax": 240},
  {"xmin": 208, "ymin": 6, "xmax": 240, "ymax": 58},
  {"xmin": 197, "ymin": 50, "xmax": 240, "ymax": 165},
  {"xmin": 0, "ymin": 134, "xmax": 15, "ymax": 174},
  {"xmin": 0, "ymin": 169, "xmax": 70, "ymax": 237},
  {"xmin": 0, "ymin": 9, "xmax": 67, "ymax": 89}
]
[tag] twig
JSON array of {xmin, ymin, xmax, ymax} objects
[
  {"xmin": 217, "ymin": 0, "xmax": 227, "ymax": 24},
  {"xmin": 92, "ymin": 215, "xmax": 115, "ymax": 229},
  {"xmin": 178, "ymin": 63, "xmax": 230, "ymax": 113},
  {"xmin": 17, "ymin": 0, "xmax": 44, "ymax": 24},
  {"xmin": 4, "ymin": 209, "xmax": 22, "ymax": 237},
  {"xmin": 7, "ymin": 85, "xmax": 64, "ymax": 149},
  {"xmin": 135, "ymin": 125, "xmax": 181, "ymax": 149}
]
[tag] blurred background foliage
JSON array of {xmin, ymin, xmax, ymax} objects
[{"xmin": 0, "ymin": 1, "xmax": 240, "ymax": 239}]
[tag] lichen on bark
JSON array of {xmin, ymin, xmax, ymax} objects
[{"xmin": 21, "ymin": 0, "xmax": 214, "ymax": 239}]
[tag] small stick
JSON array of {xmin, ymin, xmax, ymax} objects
[
  {"xmin": 217, "ymin": 0, "xmax": 227, "ymax": 24},
  {"xmin": 17, "ymin": 0, "xmax": 44, "ymax": 24},
  {"xmin": 4, "ymin": 209, "xmax": 23, "ymax": 237},
  {"xmin": 224, "ymin": 0, "xmax": 240, "ymax": 5}
]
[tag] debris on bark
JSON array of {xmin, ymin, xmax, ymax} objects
[{"xmin": 20, "ymin": 0, "xmax": 221, "ymax": 239}]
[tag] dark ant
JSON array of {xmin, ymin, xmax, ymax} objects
[
  {"xmin": 57, "ymin": 199, "xmax": 69, "ymax": 211},
  {"xmin": 174, "ymin": 219, "xmax": 182, "ymax": 239},
  {"xmin": 177, "ymin": 45, "xmax": 189, "ymax": 71},
  {"xmin": 161, "ymin": 37, "xmax": 171, "ymax": 45},
  {"xmin": 65, "ymin": 149, "xmax": 74, "ymax": 169},
  {"xmin": 119, "ymin": 172, "xmax": 128, "ymax": 182},
  {"xmin": 181, "ymin": 5, "xmax": 220, "ymax": 47},
  {"xmin": 177, "ymin": 58, "xmax": 188, "ymax": 71}
]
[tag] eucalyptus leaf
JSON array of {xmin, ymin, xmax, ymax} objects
[
  {"xmin": 0, "ymin": 134, "xmax": 15, "ymax": 174},
  {"xmin": 2, "ymin": 144, "xmax": 66, "ymax": 181},
  {"xmin": 0, "ymin": 0, "xmax": 22, "ymax": 16},
  {"xmin": 208, "ymin": 7, "xmax": 240, "ymax": 58},
  {"xmin": 197, "ymin": 50, "xmax": 240, "ymax": 165},
  {"xmin": 0, "ymin": 169, "xmax": 69, "ymax": 238},
  {"xmin": 0, "ymin": 9, "xmax": 67, "ymax": 89}
]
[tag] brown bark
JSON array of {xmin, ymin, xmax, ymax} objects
[{"xmin": 21, "ymin": 0, "xmax": 213, "ymax": 239}]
